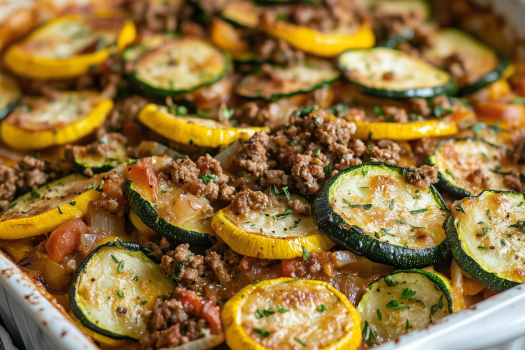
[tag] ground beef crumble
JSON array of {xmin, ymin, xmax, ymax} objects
[
  {"xmin": 405, "ymin": 165, "xmax": 439, "ymax": 189},
  {"xmin": 230, "ymin": 188, "xmax": 278, "ymax": 216},
  {"xmin": 139, "ymin": 288, "xmax": 221, "ymax": 350}
]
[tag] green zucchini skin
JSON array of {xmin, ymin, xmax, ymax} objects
[
  {"xmin": 336, "ymin": 49, "xmax": 458, "ymax": 99},
  {"xmin": 459, "ymin": 56, "xmax": 511, "ymax": 96},
  {"xmin": 444, "ymin": 192, "xmax": 521, "ymax": 292},
  {"xmin": 425, "ymin": 137, "xmax": 507, "ymax": 199},
  {"xmin": 128, "ymin": 57, "xmax": 231, "ymax": 98},
  {"xmin": 312, "ymin": 162, "xmax": 451, "ymax": 269},
  {"xmin": 0, "ymin": 98, "xmax": 19, "ymax": 120},
  {"xmin": 69, "ymin": 242, "xmax": 158, "ymax": 341},
  {"xmin": 125, "ymin": 180, "xmax": 213, "ymax": 246},
  {"xmin": 377, "ymin": 28, "xmax": 415, "ymax": 49},
  {"xmin": 362, "ymin": 269, "xmax": 454, "ymax": 313}
]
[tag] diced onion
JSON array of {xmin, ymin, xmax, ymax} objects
[{"xmin": 331, "ymin": 250, "xmax": 359, "ymax": 267}]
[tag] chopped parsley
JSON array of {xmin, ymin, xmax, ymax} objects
[
  {"xmin": 323, "ymin": 165, "xmax": 331, "ymax": 174},
  {"xmin": 343, "ymin": 198, "xmax": 372, "ymax": 210},
  {"xmin": 282, "ymin": 186, "xmax": 291, "ymax": 200},
  {"xmin": 277, "ymin": 304, "xmax": 288, "ymax": 313},
  {"xmin": 114, "ymin": 237, "xmax": 125, "ymax": 249},
  {"xmin": 389, "ymin": 199, "xmax": 394, "ymax": 211},
  {"xmin": 276, "ymin": 209, "xmax": 294, "ymax": 218},
  {"xmin": 254, "ymin": 308, "xmax": 275, "ymax": 319},
  {"xmin": 317, "ymin": 304, "xmax": 327, "ymax": 312},
  {"xmin": 386, "ymin": 300, "xmax": 410, "ymax": 309},
  {"xmin": 445, "ymin": 169, "xmax": 457, "ymax": 181},
  {"xmin": 410, "ymin": 208, "xmax": 428, "ymax": 215},
  {"xmin": 377, "ymin": 309, "xmax": 382, "ymax": 321},
  {"xmin": 294, "ymin": 337, "xmax": 307, "ymax": 347},
  {"xmin": 455, "ymin": 205, "xmax": 466, "ymax": 214},
  {"xmin": 406, "ymin": 319, "xmax": 413, "ymax": 330},
  {"xmin": 199, "ymin": 173, "xmax": 217, "ymax": 185},
  {"xmin": 57, "ymin": 206, "xmax": 63, "ymax": 214},
  {"xmin": 384, "ymin": 275, "xmax": 398, "ymax": 287},
  {"xmin": 302, "ymin": 246, "xmax": 311, "ymax": 260},
  {"xmin": 116, "ymin": 290, "xmax": 124, "ymax": 298},
  {"xmin": 133, "ymin": 275, "xmax": 140, "ymax": 281},
  {"xmin": 401, "ymin": 288, "xmax": 416, "ymax": 300},
  {"xmin": 140, "ymin": 301, "xmax": 147, "ymax": 305},
  {"xmin": 254, "ymin": 328, "xmax": 270, "ymax": 339},
  {"xmin": 70, "ymin": 200, "xmax": 76, "ymax": 206}
]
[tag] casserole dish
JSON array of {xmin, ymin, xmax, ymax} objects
[{"xmin": 0, "ymin": 1, "xmax": 525, "ymax": 349}]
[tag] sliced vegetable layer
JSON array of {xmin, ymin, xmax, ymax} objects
[
  {"xmin": 313, "ymin": 163, "xmax": 450, "ymax": 268},
  {"xmin": 236, "ymin": 59, "xmax": 340, "ymax": 101},
  {"xmin": 129, "ymin": 38, "xmax": 230, "ymax": 97},
  {"xmin": 427, "ymin": 138, "xmax": 524, "ymax": 198},
  {"xmin": 1, "ymin": 91, "xmax": 113, "ymax": 150},
  {"xmin": 0, "ymin": 71, "xmax": 21, "ymax": 120},
  {"xmin": 337, "ymin": 47, "xmax": 457, "ymax": 99},
  {"xmin": 261, "ymin": 19, "xmax": 375, "ymax": 57},
  {"xmin": 4, "ymin": 14, "xmax": 136, "ymax": 79},
  {"xmin": 72, "ymin": 134, "xmax": 130, "ymax": 174},
  {"xmin": 222, "ymin": 278, "xmax": 362, "ymax": 350},
  {"xmin": 0, "ymin": 173, "xmax": 105, "ymax": 239},
  {"xmin": 424, "ymin": 28, "xmax": 509, "ymax": 95},
  {"xmin": 125, "ymin": 156, "xmax": 214, "ymax": 246},
  {"xmin": 70, "ymin": 242, "xmax": 174, "ymax": 340},
  {"xmin": 138, "ymin": 104, "xmax": 268, "ymax": 148},
  {"xmin": 353, "ymin": 119, "xmax": 457, "ymax": 141},
  {"xmin": 212, "ymin": 191, "xmax": 335, "ymax": 259},
  {"xmin": 358, "ymin": 269, "xmax": 453, "ymax": 346},
  {"xmin": 445, "ymin": 190, "xmax": 525, "ymax": 292},
  {"xmin": 221, "ymin": 0, "xmax": 262, "ymax": 28}
]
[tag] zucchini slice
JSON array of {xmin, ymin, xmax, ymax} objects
[
  {"xmin": 122, "ymin": 33, "xmax": 173, "ymax": 63},
  {"xmin": 427, "ymin": 138, "xmax": 523, "ymax": 198},
  {"xmin": 445, "ymin": 190, "xmax": 525, "ymax": 292},
  {"xmin": 1, "ymin": 91, "xmax": 113, "ymax": 150},
  {"xmin": 73, "ymin": 134, "xmax": 130, "ymax": 174},
  {"xmin": 469, "ymin": 123, "xmax": 514, "ymax": 149},
  {"xmin": 358, "ymin": 269, "xmax": 453, "ymax": 345},
  {"xmin": 4, "ymin": 14, "xmax": 136, "ymax": 79},
  {"xmin": 337, "ymin": 47, "xmax": 457, "ymax": 99},
  {"xmin": 0, "ymin": 173, "xmax": 105, "ymax": 240},
  {"xmin": 211, "ymin": 192, "xmax": 335, "ymax": 259},
  {"xmin": 313, "ymin": 163, "xmax": 450, "ymax": 269},
  {"xmin": 129, "ymin": 38, "xmax": 231, "ymax": 97},
  {"xmin": 236, "ymin": 59, "xmax": 341, "ymax": 101},
  {"xmin": 0, "ymin": 71, "xmax": 21, "ymax": 120},
  {"xmin": 138, "ymin": 104, "xmax": 268, "ymax": 148},
  {"xmin": 373, "ymin": 0, "xmax": 431, "ymax": 21},
  {"xmin": 353, "ymin": 119, "xmax": 457, "ymax": 141},
  {"xmin": 125, "ymin": 157, "xmax": 214, "ymax": 246},
  {"xmin": 424, "ymin": 29, "xmax": 510, "ymax": 95},
  {"xmin": 222, "ymin": 278, "xmax": 362, "ymax": 350},
  {"xmin": 70, "ymin": 242, "xmax": 174, "ymax": 341}
]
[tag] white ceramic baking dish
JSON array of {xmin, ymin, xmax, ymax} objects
[{"xmin": 1, "ymin": 1, "xmax": 525, "ymax": 350}]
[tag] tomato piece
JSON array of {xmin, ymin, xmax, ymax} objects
[
  {"xmin": 45, "ymin": 218, "xmax": 86, "ymax": 263},
  {"xmin": 126, "ymin": 158, "xmax": 158, "ymax": 202},
  {"xmin": 200, "ymin": 296, "xmax": 222, "ymax": 335},
  {"xmin": 281, "ymin": 257, "xmax": 304, "ymax": 278},
  {"xmin": 179, "ymin": 289, "xmax": 203, "ymax": 315},
  {"xmin": 474, "ymin": 101, "xmax": 525, "ymax": 128},
  {"xmin": 463, "ymin": 278, "xmax": 485, "ymax": 296},
  {"xmin": 238, "ymin": 256, "xmax": 255, "ymax": 271},
  {"xmin": 103, "ymin": 174, "xmax": 128, "ymax": 207}
]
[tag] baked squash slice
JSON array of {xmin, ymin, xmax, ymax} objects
[
  {"xmin": 337, "ymin": 47, "xmax": 457, "ymax": 99},
  {"xmin": 1, "ymin": 91, "xmax": 113, "ymax": 150},
  {"xmin": 222, "ymin": 278, "xmax": 361, "ymax": 350},
  {"xmin": 353, "ymin": 119, "xmax": 458, "ymax": 141},
  {"xmin": 0, "ymin": 71, "xmax": 21, "ymax": 120},
  {"xmin": 358, "ymin": 269, "xmax": 454, "ymax": 346},
  {"xmin": 125, "ymin": 156, "xmax": 215, "ymax": 246},
  {"xmin": 236, "ymin": 59, "xmax": 340, "ymax": 101},
  {"xmin": 0, "ymin": 173, "xmax": 106, "ymax": 239},
  {"xmin": 426, "ymin": 138, "xmax": 524, "ymax": 198},
  {"xmin": 4, "ymin": 13, "xmax": 136, "ymax": 79},
  {"xmin": 70, "ymin": 242, "xmax": 174, "ymax": 341},
  {"xmin": 211, "ymin": 191, "xmax": 335, "ymax": 259},
  {"xmin": 129, "ymin": 38, "xmax": 231, "ymax": 97},
  {"xmin": 445, "ymin": 190, "xmax": 525, "ymax": 292},
  {"xmin": 138, "ymin": 104, "xmax": 268, "ymax": 148},
  {"xmin": 313, "ymin": 163, "xmax": 450, "ymax": 268}
]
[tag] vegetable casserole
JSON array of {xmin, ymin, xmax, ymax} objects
[{"xmin": 0, "ymin": 0, "xmax": 524, "ymax": 349}]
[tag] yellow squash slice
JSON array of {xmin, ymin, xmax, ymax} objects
[
  {"xmin": 260, "ymin": 20, "xmax": 375, "ymax": 57},
  {"xmin": 0, "ymin": 173, "xmax": 105, "ymax": 239},
  {"xmin": 353, "ymin": 120, "xmax": 458, "ymax": 141},
  {"xmin": 4, "ymin": 14, "xmax": 136, "ymax": 79},
  {"xmin": 138, "ymin": 104, "xmax": 268, "ymax": 148},
  {"xmin": 211, "ymin": 193, "xmax": 334, "ymax": 259},
  {"xmin": 1, "ymin": 91, "xmax": 113, "ymax": 150},
  {"xmin": 222, "ymin": 278, "xmax": 361, "ymax": 350}
]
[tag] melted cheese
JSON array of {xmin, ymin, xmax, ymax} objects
[
  {"xmin": 74, "ymin": 246, "xmax": 174, "ymax": 339},
  {"xmin": 237, "ymin": 58, "xmax": 340, "ymax": 97},
  {"xmin": 135, "ymin": 38, "xmax": 226, "ymax": 91},
  {"xmin": 4, "ymin": 92, "xmax": 105, "ymax": 131},
  {"xmin": 225, "ymin": 195, "xmax": 319, "ymax": 239},
  {"xmin": 240, "ymin": 280, "xmax": 353, "ymax": 349},
  {"xmin": 19, "ymin": 17, "xmax": 120, "ymax": 59},
  {"xmin": 330, "ymin": 165, "xmax": 448, "ymax": 249},
  {"xmin": 455, "ymin": 191, "xmax": 525, "ymax": 282},
  {"xmin": 358, "ymin": 272, "xmax": 450, "ymax": 344},
  {"xmin": 339, "ymin": 48, "xmax": 451, "ymax": 91},
  {"xmin": 432, "ymin": 139, "xmax": 524, "ymax": 195}
]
